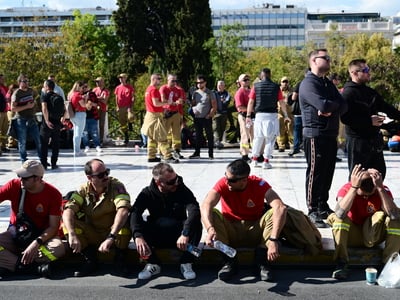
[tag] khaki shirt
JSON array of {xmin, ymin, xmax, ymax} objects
[{"xmin": 65, "ymin": 177, "xmax": 131, "ymax": 231}]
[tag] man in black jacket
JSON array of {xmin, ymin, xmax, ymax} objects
[
  {"xmin": 341, "ymin": 59, "xmax": 400, "ymax": 180},
  {"xmin": 299, "ymin": 49, "xmax": 347, "ymax": 228},
  {"xmin": 130, "ymin": 163, "xmax": 202, "ymax": 281}
]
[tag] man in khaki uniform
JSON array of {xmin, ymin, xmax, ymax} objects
[{"xmin": 62, "ymin": 159, "xmax": 131, "ymax": 277}]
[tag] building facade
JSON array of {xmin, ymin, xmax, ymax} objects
[{"xmin": 0, "ymin": 5, "xmax": 398, "ymax": 50}]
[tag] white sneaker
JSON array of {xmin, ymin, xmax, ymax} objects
[
  {"xmin": 96, "ymin": 146, "xmax": 103, "ymax": 153},
  {"xmin": 138, "ymin": 263, "xmax": 161, "ymax": 280},
  {"xmin": 263, "ymin": 162, "xmax": 272, "ymax": 169},
  {"xmin": 251, "ymin": 159, "xmax": 259, "ymax": 168},
  {"xmin": 84, "ymin": 146, "xmax": 90, "ymax": 153},
  {"xmin": 180, "ymin": 263, "xmax": 196, "ymax": 280}
]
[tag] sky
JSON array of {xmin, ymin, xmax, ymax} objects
[{"xmin": 0, "ymin": 0, "xmax": 400, "ymax": 17}]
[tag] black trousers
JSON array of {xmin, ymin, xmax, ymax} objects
[
  {"xmin": 40, "ymin": 121, "xmax": 62, "ymax": 167},
  {"xmin": 193, "ymin": 117, "xmax": 214, "ymax": 157},
  {"xmin": 141, "ymin": 217, "xmax": 202, "ymax": 264},
  {"xmin": 303, "ymin": 136, "xmax": 337, "ymax": 213},
  {"xmin": 346, "ymin": 134, "xmax": 386, "ymax": 180}
]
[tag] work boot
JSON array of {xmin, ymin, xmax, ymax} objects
[
  {"xmin": 113, "ymin": 248, "xmax": 129, "ymax": 277},
  {"xmin": 74, "ymin": 246, "xmax": 98, "ymax": 277},
  {"xmin": 217, "ymin": 256, "xmax": 237, "ymax": 281},
  {"xmin": 255, "ymin": 247, "xmax": 273, "ymax": 281},
  {"xmin": 37, "ymin": 263, "xmax": 52, "ymax": 279}
]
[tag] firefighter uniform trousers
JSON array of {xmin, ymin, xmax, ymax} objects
[{"xmin": 327, "ymin": 211, "xmax": 400, "ymax": 263}]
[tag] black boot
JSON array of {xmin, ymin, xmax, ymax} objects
[
  {"xmin": 217, "ymin": 256, "xmax": 237, "ymax": 281},
  {"xmin": 124, "ymin": 132, "xmax": 129, "ymax": 145},
  {"xmin": 113, "ymin": 248, "xmax": 129, "ymax": 277},
  {"xmin": 74, "ymin": 246, "xmax": 98, "ymax": 277}
]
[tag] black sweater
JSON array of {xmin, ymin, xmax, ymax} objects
[
  {"xmin": 341, "ymin": 81, "xmax": 400, "ymax": 138},
  {"xmin": 130, "ymin": 176, "xmax": 200, "ymax": 238}
]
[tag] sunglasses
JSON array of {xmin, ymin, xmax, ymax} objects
[
  {"xmin": 91, "ymin": 168, "xmax": 110, "ymax": 179},
  {"xmin": 243, "ymin": 79, "xmax": 250, "ymax": 82},
  {"xmin": 196, "ymin": 81, "xmax": 205, "ymax": 84},
  {"xmin": 315, "ymin": 55, "xmax": 331, "ymax": 61},
  {"xmin": 357, "ymin": 67, "xmax": 370, "ymax": 74},
  {"xmin": 281, "ymin": 80, "xmax": 288, "ymax": 83},
  {"xmin": 20, "ymin": 80, "xmax": 29, "ymax": 83},
  {"xmin": 162, "ymin": 175, "xmax": 180, "ymax": 186},
  {"xmin": 18, "ymin": 175, "xmax": 36, "ymax": 181},
  {"xmin": 225, "ymin": 174, "xmax": 247, "ymax": 184}
]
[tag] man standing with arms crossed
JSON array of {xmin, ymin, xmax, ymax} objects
[{"xmin": 299, "ymin": 49, "xmax": 347, "ymax": 228}]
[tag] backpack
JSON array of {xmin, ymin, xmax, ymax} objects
[{"xmin": 48, "ymin": 92, "xmax": 65, "ymax": 120}]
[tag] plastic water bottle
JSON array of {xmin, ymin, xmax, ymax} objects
[
  {"xmin": 213, "ymin": 240, "xmax": 237, "ymax": 258},
  {"xmin": 187, "ymin": 243, "xmax": 202, "ymax": 257}
]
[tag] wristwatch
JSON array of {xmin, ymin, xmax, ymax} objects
[
  {"xmin": 107, "ymin": 233, "xmax": 117, "ymax": 240},
  {"xmin": 36, "ymin": 237, "xmax": 44, "ymax": 245}
]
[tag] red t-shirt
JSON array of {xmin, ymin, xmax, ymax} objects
[
  {"xmin": 159, "ymin": 85, "xmax": 182, "ymax": 113},
  {"xmin": 337, "ymin": 182, "xmax": 391, "ymax": 225},
  {"xmin": 145, "ymin": 85, "xmax": 163, "ymax": 113},
  {"xmin": 0, "ymin": 179, "xmax": 62, "ymax": 230},
  {"xmin": 71, "ymin": 91, "xmax": 86, "ymax": 112},
  {"xmin": 92, "ymin": 87, "xmax": 110, "ymax": 112},
  {"xmin": 213, "ymin": 175, "xmax": 271, "ymax": 221},
  {"xmin": 114, "ymin": 83, "xmax": 135, "ymax": 108},
  {"xmin": 234, "ymin": 87, "xmax": 251, "ymax": 111}
]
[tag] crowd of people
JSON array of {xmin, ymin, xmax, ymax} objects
[{"xmin": 1, "ymin": 48, "xmax": 400, "ymax": 283}]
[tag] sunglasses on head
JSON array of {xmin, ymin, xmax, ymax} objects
[
  {"xmin": 91, "ymin": 168, "xmax": 110, "ymax": 179},
  {"xmin": 225, "ymin": 174, "xmax": 247, "ymax": 184},
  {"xmin": 162, "ymin": 175, "xmax": 179, "ymax": 186}
]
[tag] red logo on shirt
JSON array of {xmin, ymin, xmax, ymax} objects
[
  {"xmin": 367, "ymin": 202, "xmax": 376, "ymax": 214},
  {"xmin": 36, "ymin": 204, "xmax": 44, "ymax": 213},
  {"xmin": 247, "ymin": 199, "xmax": 255, "ymax": 208}
]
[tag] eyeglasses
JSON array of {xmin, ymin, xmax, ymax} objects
[
  {"xmin": 91, "ymin": 168, "xmax": 110, "ymax": 179},
  {"xmin": 196, "ymin": 81, "xmax": 205, "ymax": 84},
  {"xmin": 225, "ymin": 174, "xmax": 247, "ymax": 184},
  {"xmin": 18, "ymin": 175, "xmax": 36, "ymax": 181},
  {"xmin": 20, "ymin": 80, "xmax": 29, "ymax": 83},
  {"xmin": 315, "ymin": 55, "xmax": 331, "ymax": 62},
  {"xmin": 357, "ymin": 67, "xmax": 370, "ymax": 74},
  {"xmin": 162, "ymin": 175, "xmax": 179, "ymax": 186}
]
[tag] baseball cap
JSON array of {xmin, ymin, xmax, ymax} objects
[
  {"xmin": 238, "ymin": 74, "xmax": 249, "ymax": 82},
  {"xmin": 118, "ymin": 73, "xmax": 128, "ymax": 78},
  {"xmin": 14, "ymin": 160, "xmax": 45, "ymax": 178},
  {"xmin": 281, "ymin": 76, "xmax": 289, "ymax": 82},
  {"xmin": 95, "ymin": 77, "xmax": 104, "ymax": 82}
]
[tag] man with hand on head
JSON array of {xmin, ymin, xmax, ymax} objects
[{"xmin": 328, "ymin": 164, "xmax": 400, "ymax": 280}]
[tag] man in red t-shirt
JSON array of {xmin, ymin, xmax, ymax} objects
[
  {"xmin": 114, "ymin": 73, "xmax": 135, "ymax": 145},
  {"xmin": 201, "ymin": 159, "xmax": 321, "ymax": 282},
  {"xmin": 160, "ymin": 74, "xmax": 185, "ymax": 159},
  {"xmin": 328, "ymin": 164, "xmax": 400, "ymax": 280},
  {"xmin": 141, "ymin": 74, "xmax": 177, "ymax": 163},
  {"xmin": 0, "ymin": 160, "xmax": 65, "ymax": 279}
]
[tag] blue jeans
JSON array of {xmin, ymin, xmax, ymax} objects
[
  {"xmin": 15, "ymin": 117, "xmax": 41, "ymax": 162},
  {"xmin": 82, "ymin": 118, "xmax": 100, "ymax": 148},
  {"xmin": 293, "ymin": 116, "xmax": 303, "ymax": 151},
  {"xmin": 71, "ymin": 112, "xmax": 86, "ymax": 154}
]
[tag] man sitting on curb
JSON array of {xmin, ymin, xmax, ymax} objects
[
  {"xmin": 201, "ymin": 159, "xmax": 322, "ymax": 282},
  {"xmin": 130, "ymin": 162, "xmax": 202, "ymax": 281},
  {"xmin": 0, "ymin": 160, "xmax": 65, "ymax": 279},
  {"xmin": 62, "ymin": 159, "xmax": 131, "ymax": 277},
  {"xmin": 328, "ymin": 164, "xmax": 400, "ymax": 280}
]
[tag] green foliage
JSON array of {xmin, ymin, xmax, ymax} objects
[{"xmin": 113, "ymin": 0, "xmax": 213, "ymax": 90}]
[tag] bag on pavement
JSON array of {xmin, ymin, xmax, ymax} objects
[
  {"xmin": 66, "ymin": 100, "xmax": 75, "ymax": 119},
  {"xmin": 377, "ymin": 252, "xmax": 400, "ymax": 288}
]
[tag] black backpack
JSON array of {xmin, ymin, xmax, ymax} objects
[{"xmin": 48, "ymin": 92, "xmax": 65, "ymax": 120}]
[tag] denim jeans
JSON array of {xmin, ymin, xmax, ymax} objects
[
  {"xmin": 82, "ymin": 118, "xmax": 100, "ymax": 148},
  {"xmin": 71, "ymin": 112, "xmax": 86, "ymax": 154},
  {"xmin": 15, "ymin": 117, "xmax": 41, "ymax": 162}
]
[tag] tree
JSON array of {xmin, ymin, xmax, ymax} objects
[
  {"xmin": 113, "ymin": 0, "xmax": 213, "ymax": 90},
  {"xmin": 205, "ymin": 23, "xmax": 245, "ymax": 85}
]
